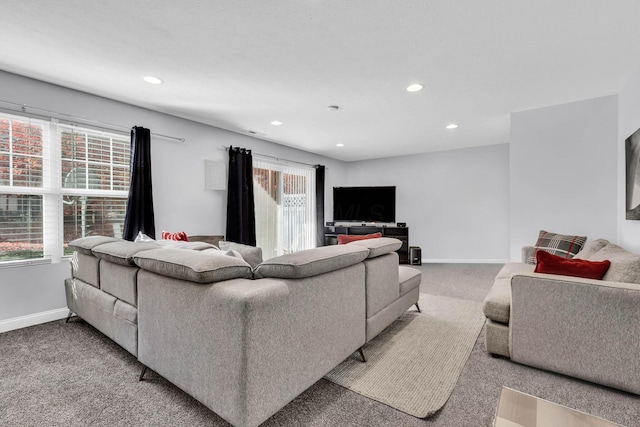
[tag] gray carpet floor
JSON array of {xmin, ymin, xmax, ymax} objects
[{"xmin": 1, "ymin": 263, "xmax": 638, "ymax": 426}]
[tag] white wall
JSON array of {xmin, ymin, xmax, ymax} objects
[
  {"xmin": 618, "ymin": 65, "xmax": 640, "ymax": 253},
  {"xmin": 0, "ymin": 71, "xmax": 347, "ymax": 327},
  {"xmin": 343, "ymin": 144, "xmax": 510, "ymax": 262},
  {"xmin": 5, "ymin": 69, "xmax": 626, "ymax": 329},
  {"xmin": 509, "ymin": 95, "xmax": 618, "ymax": 260}
]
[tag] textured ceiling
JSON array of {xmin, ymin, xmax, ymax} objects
[{"xmin": 2, "ymin": 1, "xmax": 640, "ymax": 161}]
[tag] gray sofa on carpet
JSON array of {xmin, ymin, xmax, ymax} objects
[
  {"xmin": 482, "ymin": 238, "xmax": 640, "ymax": 395},
  {"xmin": 65, "ymin": 235, "xmax": 421, "ymax": 427}
]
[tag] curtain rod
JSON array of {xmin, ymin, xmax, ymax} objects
[
  {"xmin": 0, "ymin": 100, "xmax": 186, "ymax": 143},
  {"xmin": 221, "ymin": 145, "xmax": 324, "ymax": 169}
]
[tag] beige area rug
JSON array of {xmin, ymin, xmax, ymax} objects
[{"xmin": 325, "ymin": 294, "xmax": 485, "ymax": 418}]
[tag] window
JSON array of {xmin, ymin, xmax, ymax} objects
[
  {"xmin": 253, "ymin": 158, "xmax": 316, "ymax": 260},
  {"xmin": 0, "ymin": 112, "xmax": 129, "ymax": 264}
]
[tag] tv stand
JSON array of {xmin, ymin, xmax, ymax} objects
[{"xmin": 323, "ymin": 225, "xmax": 409, "ymax": 264}]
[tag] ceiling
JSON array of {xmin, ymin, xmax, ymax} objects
[{"xmin": 2, "ymin": 1, "xmax": 640, "ymax": 162}]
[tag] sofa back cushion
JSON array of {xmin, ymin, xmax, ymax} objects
[
  {"xmin": 152, "ymin": 240, "xmax": 216, "ymax": 251},
  {"xmin": 92, "ymin": 241, "xmax": 161, "ymax": 266},
  {"xmin": 68, "ymin": 236, "xmax": 120, "ymax": 255},
  {"xmin": 134, "ymin": 248, "xmax": 252, "ymax": 283},
  {"xmin": 253, "ymin": 245, "xmax": 369, "ymax": 279},
  {"xmin": 573, "ymin": 238, "xmax": 610, "ymax": 260},
  {"xmin": 588, "ymin": 243, "xmax": 640, "ymax": 284},
  {"xmin": 218, "ymin": 241, "xmax": 263, "ymax": 269},
  {"xmin": 348, "ymin": 237, "xmax": 402, "ymax": 258}
]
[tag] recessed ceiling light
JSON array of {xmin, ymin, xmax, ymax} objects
[
  {"xmin": 143, "ymin": 76, "xmax": 163, "ymax": 85},
  {"xmin": 271, "ymin": 120, "xmax": 283, "ymax": 126},
  {"xmin": 336, "ymin": 143, "xmax": 344, "ymax": 147},
  {"xmin": 406, "ymin": 84, "xmax": 423, "ymax": 92},
  {"xmin": 446, "ymin": 124, "xmax": 458, "ymax": 129}
]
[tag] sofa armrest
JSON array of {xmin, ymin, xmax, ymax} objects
[
  {"xmin": 509, "ymin": 272, "xmax": 640, "ymax": 394},
  {"xmin": 521, "ymin": 246, "xmax": 535, "ymax": 263}
]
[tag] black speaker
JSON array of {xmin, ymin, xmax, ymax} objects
[
  {"xmin": 410, "ymin": 246, "xmax": 422, "ymax": 265},
  {"xmin": 397, "ymin": 222, "xmax": 406, "ymax": 227}
]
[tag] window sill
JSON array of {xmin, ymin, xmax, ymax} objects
[{"xmin": 0, "ymin": 258, "xmax": 55, "ymax": 269}]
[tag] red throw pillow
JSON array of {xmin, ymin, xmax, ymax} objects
[
  {"xmin": 161, "ymin": 230, "xmax": 189, "ymax": 241},
  {"xmin": 337, "ymin": 232, "xmax": 382, "ymax": 245},
  {"xmin": 534, "ymin": 250, "xmax": 610, "ymax": 280}
]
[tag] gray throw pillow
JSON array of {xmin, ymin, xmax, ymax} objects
[
  {"xmin": 218, "ymin": 241, "xmax": 263, "ymax": 269},
  {"xmin": 573, "ymin": 238, "xmax": 610, "ymax": 260},
  {"xmin": 588, "ymin": 243, "xmax": 640, "ymax": 284}
]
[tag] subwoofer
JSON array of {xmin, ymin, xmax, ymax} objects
[{"xmin": 409, "ymin": 246, "xmax": 422, "ymax": 265}]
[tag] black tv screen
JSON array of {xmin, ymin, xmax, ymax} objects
[{"xmin": 333, "ymin": 186, "xmax": 396, "ymax": 223}]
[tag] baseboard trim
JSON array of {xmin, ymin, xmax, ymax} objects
[
  {"xmin": 421, "ymin": 259, "xmax": 508, "ymax": 264},
  {"xmin": 0, "ymin": 307, "xmax": 69, "ymax": 333}
]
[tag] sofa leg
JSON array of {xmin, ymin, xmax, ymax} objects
[
  {"xmin": 139, "ymin": 366, "xmax": 148, "ymax": 381},
  {"xmin": 65, "ymin": 311, "xmax": 74, "ymax": 323},
  {"xmin": 414, "ymin": 302, "xmax": 421, "ymax": 313},
  {"xmin": 357, "ymin": 348, "xmax": 367, "ymax": 363}
]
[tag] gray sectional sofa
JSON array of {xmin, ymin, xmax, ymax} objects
[
  {"xmin": 65, "ymin": 235, "xmax": 421, "ymax": 427},
  {"xmin": 482, "ymin": 239, "xmax": 640, "ymax": 395}
]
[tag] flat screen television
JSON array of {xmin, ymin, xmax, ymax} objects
[{"xmin": 333, "ymin": 186, "xmax": 396, "ymax": 223}]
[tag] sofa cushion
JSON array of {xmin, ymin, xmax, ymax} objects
[
  {"xmin": 68, "ymin": 236, "xmax": 120, "ymax": 255},
  {"xmin": 348, "ymin": 237, "xmax": 402, "ymax": 258},
  {"xmin": 528, "ymin": 230, "xmax": 587, "ymax": 264},
  {"xmin": 253, "ymin": 245, "xmax": 369, "ymax": 279},
  {"xmin": 134, "ymin": 248, "xmax": 253, "ymax": 283},
  {"xmin": 100, "ymin": 261, "xmax": 139, "ymax": 306},
  {"xmin": 70, "ymin": 251, "xmax": 101, "ymax": 288},
  {"xmin": 483, "ymin": 276, "xmax": 511, "ymax": 324},
  {"xmin": 495, "ymin": 262, "xmax": 535, "ymax": 280},
  {"xmin": 398, "ymin": 266, "xmax": 422, "ymax": 296},
  {"xmin": 534, "ymin": 250, "xmax": 610, "ymax": 280},
  {"xmin": 337, "ymin": 232, "xmax": 382, "ymax": 245},
  {"xmin": 573, "ymin": 238, "xmax": 610, "ymax": 260},
  {"xmin": 588, "ymin": 243, "xmax": 640, "ymax": 284},
  {"xmin": 92, "ymin": 241, "xmax": 161, "ymax": 266},
  {"xmin": 218, "ymin": 241, "xmax": 263, "ymax": 269}
]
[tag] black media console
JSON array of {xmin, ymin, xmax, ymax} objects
[{"xmin": 323, "ymin": 225, "xmax": 409, "ymax": 264}]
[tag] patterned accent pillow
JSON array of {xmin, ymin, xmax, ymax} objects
[
  {"xmin": 528, "ymin": 230, "xmax": 587, "ymax": 264},
  {"xmin": 162, "ymin": 230, "xmax": 189, "ymax": 241}
]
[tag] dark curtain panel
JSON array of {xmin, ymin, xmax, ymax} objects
[
  {"xmin": 123, "ymin": 126, "xmax": 155, "ymax": 241},
  {"xmin": 225, "ymin": 146, "xmax": 256, "ymax": 245},
  {"xmin": 315, "ymin": 165, "xmax": 325, "ymax": 247}
]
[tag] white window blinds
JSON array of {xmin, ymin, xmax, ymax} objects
[{"xmin": 0, "ymin": 111, "xmax": 129, "ymax": 264}]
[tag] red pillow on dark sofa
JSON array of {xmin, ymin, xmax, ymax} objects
[
  {"xmin": 337, "ymin": 232, "xmax": 382, "ymax": 245},
  {"xmin": 534, "ymin": 250, "xmax": 610, "ymax": 280}
]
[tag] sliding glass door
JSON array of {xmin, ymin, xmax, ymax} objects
[{"xmin": 252, "ymin": 158, "xmax": 316, "ymax": 260}]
